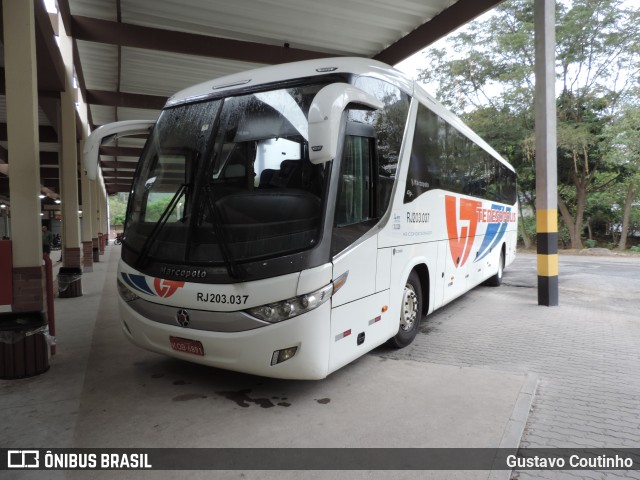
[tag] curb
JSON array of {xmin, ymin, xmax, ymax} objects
[{"xmin": 488, "ymin": 372, "xmax": 539, "ymax": 480}]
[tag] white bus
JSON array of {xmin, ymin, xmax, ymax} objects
[{"xmin": 85, "ymin": 58, "xmax": 518, "ymax": 380}]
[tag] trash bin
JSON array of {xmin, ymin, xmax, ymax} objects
[
  {"xmin": 0, "ymin": 311, "xmax": 50, "ymax": 379},
  {"xmin": 58, "ymin": 267, "xmax": 83, "ymax": 298},
  {"xmin": 93, "ymin": 247, "xmax": 100, "ymax": 262}
]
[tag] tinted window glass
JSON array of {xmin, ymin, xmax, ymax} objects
[
  {"xmin": 336, "ymin": 135, "xmax": 372, "ymax": 227},
  {"xmin": 405, "ymin": 103, "xmax": 516, "ymax": 205},
  {"xmin": 125, "ymin": 83, "xmax": 333, "ymax": 267},
  {"xmin": 350, "ymin": 77, "xmax": 410, "ymax": 216}
]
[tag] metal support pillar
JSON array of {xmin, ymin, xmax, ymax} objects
[
  {"xmin": 534, "ymin": 0, "xmax": 559, "ymax": 306},
  {"xmin": 3, "ymin": 0, "xmax": 45, "ymax": 312},
  {"xmin": 80, "ymin": 140, "xmax": 94, "ymax": 272},
  {"xmin": 91, "ymin": 179, "xmax": 100, "ymax": 262},
  {"xmin": 58, "ymin": 21, "xmax": 82, "ymax": 269}
]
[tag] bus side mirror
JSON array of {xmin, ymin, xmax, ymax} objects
[
  {"xmin": 308, "ymin": 83, "xmax": 383, "ymax": 164},
  {"xmin": 83, "ymin": 120, "xmax": 155, "ymax": 180}
]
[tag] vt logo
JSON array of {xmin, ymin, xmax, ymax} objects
[
  {"xmin": 445, "ymin": 195, "xmax": 481, "ymax": 268},
  {"xmin": 121, "ymin": 273, "xmax": 185, "ymax": 298},
  {"xmin": 153, "ymin": 278, "xmax": 185, "ymax": 298}
]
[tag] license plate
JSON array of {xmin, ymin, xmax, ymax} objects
[{"xmin": 170, "ymin": 336, "xmax": 205, "ymax": 356}]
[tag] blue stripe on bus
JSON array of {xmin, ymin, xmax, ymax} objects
[
  {"xmin": 122, "ymin": 273, "xmax": 155, "ymax": 296},
  {"xmin": 475, "ymin": 205, "xmax": 510, "ymax": 262}
]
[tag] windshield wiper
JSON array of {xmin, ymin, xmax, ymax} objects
[
  {"xmin": 135, "ymin": 183, "xmax": 186, "ymax": 270},
  {"xmin": 202, "ymin": 184, "xmax": 246, "ymax": 279}
]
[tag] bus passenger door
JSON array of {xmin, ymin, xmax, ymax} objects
[{"xmin": 328, "ymin": 129, "xmax": 392, "ymax": 374}]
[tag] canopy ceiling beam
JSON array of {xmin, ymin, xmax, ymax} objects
[
  {"xmin": 374, "ymin": 0, "xmax": 504, "ymax": 65},
  {"xmin": 70, "ymin": 15, "xmax": 334, "ymax": 65}
]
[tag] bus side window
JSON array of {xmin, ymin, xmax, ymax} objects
[
  {"xmin": 332, "ymin": 130, "xmax": 379, "ymax": 255},
  {"xmin": 335, "ymin": 134, "xmax": 373, "ymax": 227},
  {"xmin": 404, "ymin": 103, "xmax": 439, "ymax": 203}
]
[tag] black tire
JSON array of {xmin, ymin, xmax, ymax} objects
[
  {"xmin": 388, "ymin": 271, "xmax": 422, "ymax": 348},
  {"xmin": 486, "ymin": 249, "xmax": 505, "ymax": 287}
]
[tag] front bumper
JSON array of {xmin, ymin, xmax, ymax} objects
[{"xmin": 118, "ymin": 297, "xmax": 331, "ymax": 380}]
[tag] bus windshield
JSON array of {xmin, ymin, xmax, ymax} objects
[{"xmin": 124, "ymin": 83, "xmax": 332, "ymax": 273}]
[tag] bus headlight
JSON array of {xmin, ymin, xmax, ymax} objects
[
  {"xmin": 246, "ymin": 283, "xmax": 334, "ymax": 323},
  {"xmin": 117, "ymin": 278, "xmax": 140, "ymax": 303}
]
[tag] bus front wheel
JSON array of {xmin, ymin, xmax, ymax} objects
[{"xmin": 388, "ymin": 271, "xmax": 422, "ymax": 348}]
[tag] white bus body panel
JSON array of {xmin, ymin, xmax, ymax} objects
[
  {"xmin": 84, "ymin": 120, "xmax": 155, "ymax": 180},
  {"xmin": 297, "ymin": 263, "xmax": 332, "ymax": 296},
  {"xmin": 119, "ymin": 261, "xmax": 300, "ymax": 311},
  {"xmin": 328, "ymin": 290, "xmax": 392, "ymax": 375},
  {"xmin": 380, "ymin": 188, "xmax": 517, "ymax": 309},
  {"xmin": 327, "ymin": 234, "xmax": 396, "ymax": 374},
  {"xmin": 120, "ymin": 296, "xmax": 331, "ymax": 380},
  {"xmin": 331, "ymin": 234, "xmax": 377, "ymax": 308},
  {"xmin": 377, "ymin": 92, "xmax": 517, "ymax": 314},
  {"xmin": 118, "ymin": 261, "xmax": 338, "ymax": 379}
]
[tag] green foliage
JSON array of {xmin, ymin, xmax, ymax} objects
[
  {"xmin": 630, "ymin": 245, "xmax": 640, "ymax": 253},
  {"xmin": 585, "ymin": 239, "xmax": 598, "ymax": 248},
  {"xmin": 417, "ymin": 0, "xmax": 640, "ymax": 249},
  {"xmin": 109, "ymin": 193, "xmax": 129, "ymax": 227},
  {"xmin": 144, "ymin": 195, "xmax": 175, "ymax": 223},
  {"xmin": 517, "ymin": 215, "xmax": 536, "ymax": 247},
  {"xmin": 558, "ymin": 221, "xmax": 573, "ymax": 249}
]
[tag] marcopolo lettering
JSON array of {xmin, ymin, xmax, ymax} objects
[
  {"xmin": 161, "ymin": 266, "xmax": 207, "ymax": 279},
  {"xmin": 406, "ymin": 212, "xmax": 430, "ymax": 224}
]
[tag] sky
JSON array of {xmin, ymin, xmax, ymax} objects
[{"xmin": 45, "ymin": 0, "xmax": 57, "ymax": 13}]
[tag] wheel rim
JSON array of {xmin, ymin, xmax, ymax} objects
[
  {"xmin": 498, "ymin": 254, "xmax": 504, "ymax": 279},
  {"xmin": 400, "ymin": 284, "xmax": 418, "ymax": 331}
]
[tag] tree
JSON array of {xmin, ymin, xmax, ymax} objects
[
  {"xmin": 603, "ymin": 104, "xmax": 640, "ymax": 249},
  {"xmin": 418, "ymin": 0, "xmax": 640, "ymax": 249},
  {"xmin": 109, "ymin": 193, "xmax": 129, "ymax": 227},
  {"xmin": 554, "ymin": 92, "xmax": 618, "ymax": 249}
]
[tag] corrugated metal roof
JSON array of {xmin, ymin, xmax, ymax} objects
[
  {"xmin": 76, "ymin": 40, "xmax": 119, "ymax": 91},
  {"xmin": 120, "ymin": 0, "xmax": 453, "ymax": 55},
  {"xmin": 66, "ymin": 0, "xmax": 463, "ymax": 194},
  {"xmin": 120, "ymin": 47, "xmax": 265, "ymax": 97},
  {"xmin": 0, "ymin": 97, "xmax": 52, "ymax": 127},
  {"xmin": 68, "ymin": 0, "xmax": 116, "ymax": 21},
  {"xmin": 89, "ymin": 104, "xmax": 159, "ymax": 126},
  {"xmin": 72, "ymin": 0, "xmax": 457, "ymax": 117},
  {"xmin": 29, "ymin": 0, "xmax": 493, "ymax": 195}
]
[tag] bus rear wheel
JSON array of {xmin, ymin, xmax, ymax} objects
[
  {"xmin": 486, "ymin": 249, "xmax": 505, "ymax": 287},
  {"xmin": 388, "ymin": 271, "xmax": 422, "ymax": 348}
]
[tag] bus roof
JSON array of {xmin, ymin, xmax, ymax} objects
[{"xmin": 166, "ymin": 57, "xmax": 413, "ymax": 106}]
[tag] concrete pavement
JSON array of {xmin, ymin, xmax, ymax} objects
[
  {"xmin": 1, "ymin": 246, "xmax": 535, "ymax": 480},
  {"xmin": 2, "ymin": 249, "xmax": 640, "ymax": 479},
  {"xmin": 382, "ymin": 253, "xmax": 640, "ymax": 479}
]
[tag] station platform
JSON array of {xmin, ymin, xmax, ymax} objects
[{"xmin": 0, "ymin": 246, "xmax": 536, "ymax": 480}]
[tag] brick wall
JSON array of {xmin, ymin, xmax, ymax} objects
[
  {"xmin": 12, "ymin": 266, "xmax": 44, "ymax": 312},
  {"xmin": 82, "ymin": 241, "xmax": 93, "ymax": 269},
  {"xmin": 63, "ymin": 247, "xmax": 81, "ymax": 269}
]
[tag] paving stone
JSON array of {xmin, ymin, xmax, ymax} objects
[{"xmin": 376, "ymin": 253, "xmax": 640, "ymax": 478}]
